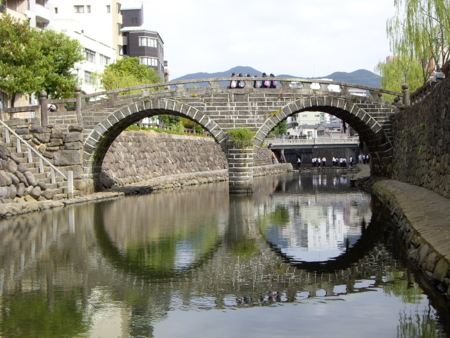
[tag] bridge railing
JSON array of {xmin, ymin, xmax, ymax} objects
[
  {"xmin": 60, "ymin": 77, "xmax": 403, "ymax": 114},
  {"xmin": 267, "ymin": 137, "xmax": 360, "ymax": 146}
]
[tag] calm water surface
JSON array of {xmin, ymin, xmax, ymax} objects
[{"xmin": 0, "ymin": 171, "xmax": 449, "ymax": 338}]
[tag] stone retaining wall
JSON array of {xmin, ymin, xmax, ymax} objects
[
  {"xmin": 99, "ymin": 131, "xmax": 279, "ymax": 190},
  {"xmin": 391, "ymin": 78, "xmax": 450, "ymax": 199}
]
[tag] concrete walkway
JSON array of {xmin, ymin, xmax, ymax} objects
[{"xmin": 371, "ymin": 178, "xmax": 450, "ymax": 262}]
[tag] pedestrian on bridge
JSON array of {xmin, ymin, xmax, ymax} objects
[
  {"xmin": 253, "ymin": 75, "xmax": 261, "ymax": 88},
  {"xmin": 238, "ymin": 73, "xmax": 245, "ymax": 88},
  {"xmin": 261, "ymin": 73, "xmax": 270, "ymax": 88},
  {"xmin": 229, "ymin": 73, "xmax": 237, "ymax": 89},
  {"xmin": 270, "ymin": 74, "xmax": 277, "ymax": 88}
]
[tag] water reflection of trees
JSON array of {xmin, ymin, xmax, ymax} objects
[{"xmin": 96, "ymin": 183, "xmax": 229, "ymax": 277}]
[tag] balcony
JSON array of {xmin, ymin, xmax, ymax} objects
[{"xmin": 34, "ymin": 1, "xmax": 50, "ymax": 21}]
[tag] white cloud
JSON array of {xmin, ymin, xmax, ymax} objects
[{"xmin": 123, "ymin": 0, "xmax": 396, "ymax": 79}]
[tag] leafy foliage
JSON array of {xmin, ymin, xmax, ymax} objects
[
  {"xmin": 37, "ymin": 29, "xmax": 84, "ymax": 99},
  {"xmin": 375, "ymin": 55, "xmax": 424, "ymax": 93},
  {"xmin": 101, "ymin": 57, "xmax": 162, "ymax": 91},
  {"xmin": 0, "ymin": 15, "xmax": 45, "ymax": 106},
  {"xmin": 268, "ymin": 119, "xmax": 287, "ymax": 137},
  {"xmin": 158, "ymin": 114, "xmax": 180, "ymax": 126},
  {"xmin": 226, "ymin": 128, "xmax": 254, "ymax": 142},
  {"xmin": 383, "ymin": 0, "xmax": 450, "ymax": 86},
  {"xmin": 0, "ymin": 15, "xmax": 84, "ymax": 105}
]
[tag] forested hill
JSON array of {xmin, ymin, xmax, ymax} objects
[{"xmin": 172, "ymin": 67, "xmax": 381, "ymax": 88}]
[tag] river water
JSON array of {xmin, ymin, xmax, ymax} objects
[{"xmin": 0, "ymin": 171, "xmax": 449, "ymax": 338}]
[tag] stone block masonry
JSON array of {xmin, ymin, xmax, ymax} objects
[
  {"xmin": 99, "ymin": 131, "xmax": 228, "ymax": 189},
  {"xmin": 99, "ymin": 131, "xmax": 283, "ymax": 191},
  {"xmin": 391, "ymin": 78, "xmax": 450, "ymax": 199}
]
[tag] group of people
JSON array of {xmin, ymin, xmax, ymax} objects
[
  {"xmin": 306, "ymin": 156, "xmax": 355, "ymax": 168},
  {"xmin": 358, "ymin": 154, "xmax": 370, "ymax": 164},
  {"xmin": 229, "ymin": 72, "xmax": 277, "ymax": 89},
  {"xmin": 298, "ymin": 154, "xmax": 370, "ymax": 168}
]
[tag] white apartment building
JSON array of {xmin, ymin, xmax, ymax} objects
[
  {"xmin": 287, "ymin": 111, "xmax": 328, "ymax": 136},
  {"xmin": 49, "ymin": 0, "xmax": 123, "ymax": 93}
]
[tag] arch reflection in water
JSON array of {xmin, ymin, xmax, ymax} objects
[
  {"xmin": 256, "ymin": 172, "xmax": 373, "ymax": 266},
  {"xmin": 95, "ymin": 183, "xmax": 229, "ymax": 278}
]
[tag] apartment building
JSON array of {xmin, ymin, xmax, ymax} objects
[
  {"xmin": 120, "ymin": 3, "xmax": 165, "ymax": 79},
  {"xmin": 49, "ymin": 1, "xmax": 123, "ymax": 93}
]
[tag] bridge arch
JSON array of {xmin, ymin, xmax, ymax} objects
[
  {"xmin": 255, "ymin": 95, "xmax": 393, "ymax": 176},
  {"xmin": 83, "ymin": 98, "xmax": 227, "ymax": 190}
]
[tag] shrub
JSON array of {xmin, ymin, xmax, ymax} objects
[{"xmin": 226, "ymin": 128, "xmax": 254, "ymax": 148}]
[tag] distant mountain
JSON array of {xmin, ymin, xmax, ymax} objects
[
  {"xmin": 172, "ymin": 66, "xmax": 262, "ymax": 81},
  {"xmin": 172, "ymin": 66, "xmax": 381, "ymax": 88}
]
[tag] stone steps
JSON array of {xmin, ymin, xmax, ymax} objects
[{"xmin": 0, "ymin": 133, "xmax": 81, "ymax": 202}]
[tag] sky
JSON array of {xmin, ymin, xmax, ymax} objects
[{"xmin": 122, "ymin": 0, "xmax": 398, "ymax": 80}]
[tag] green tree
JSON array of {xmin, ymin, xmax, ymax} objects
[
  {"xmin": 158, "ymin": 114, "xmax": 180, "ymax": 127},
  {"xmin": 37, "ymin": 29, "xmax": 84, "ymax": 99},
  {"xmin": 0, "ymin": 14, "xmax": 85, "ymax": 105},
  {"xmin": 383, "ymin": 0, "xmax": 450, "ymax": 87},
  {"xmin": 101, "ymin": 57, "xmax": 162, "ymax": 90},
  {"xmin": 375, "ymin": 55, "xmax": 424, "ymax": 93},
  {"xmin": 0, "ymin": 14, "xmax": 46, "ymax": 106},
  {"xmin": 269, "ymin": 119, "xmax": 287, "ymax": 136}
]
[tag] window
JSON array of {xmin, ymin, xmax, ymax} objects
[
  {"xmin": 74, "ymin": 5, "xmax": 84, "ymax": 13},
  {"xmin": 118, "ymin": 45, "xmax": 123, "ymax": 56},
  {"xmin": 99, "ymin": 54, "xmax": 110, "ymax": 66},
  {"xmin": 139, "ymin": 37, "xmax": 157, "ymax": 48},
  {"xmin": 84, "ymin": 71, "xmax": 93, "ymax": 84},
  {"xmin": 117, "ymin": 23, "xmax": 121, "ymax": 35},
  {"xmin": 54, "ymin": 7, "xmax": 58, "ymax": 14},
  {"xmin": 85, "ymin": 49, "xmax": 96, "ymax": 63},
  {"xmin": 140, "ymin": 57, "xmax": 158, "ymax": 67},
  {"xmin": 302, "ymin": 114, "xmax": 307, "ymax": 118},
  {"xmin": 86, "ymin": 5, "xmax": 90, "ymax": 13},
  {"xmin": 117, "ymin": 2, "xmax": 121, "ymax": 13},
  {"xmin": 36, "ymin": 21, "xmax": 48, "ymax": 29},
  {"xmin": 106, "ymin": 5, "xmax": 110, "ymax": 13}
]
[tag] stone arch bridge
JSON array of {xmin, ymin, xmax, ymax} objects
[{"xmin": 43, "ymin": 77, "xmax": 404, "ymax": 193}]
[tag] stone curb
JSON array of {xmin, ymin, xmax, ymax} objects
[{"xmin": 0, "ymin": 165, "xmax": 292, "ymax": 219}]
